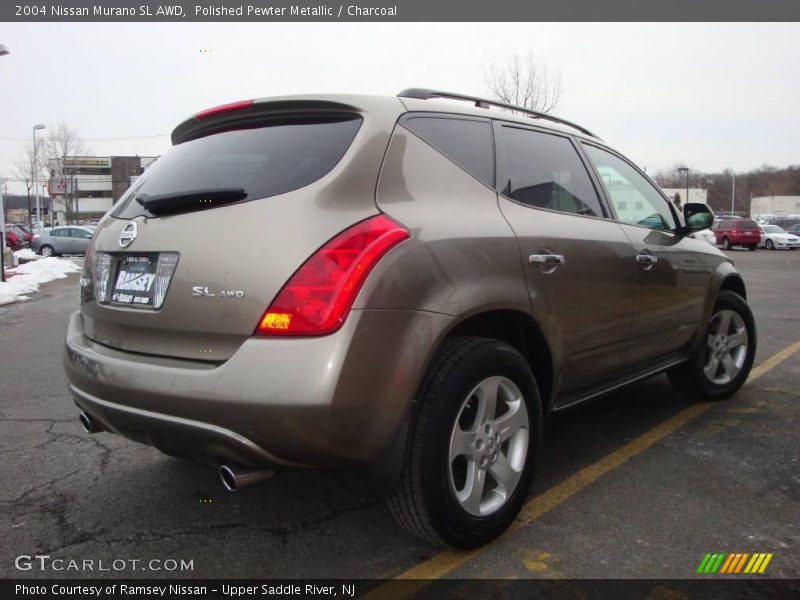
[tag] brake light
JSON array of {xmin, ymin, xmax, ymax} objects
[
  {"xmin": 194, "ymin": 99, "xmax": 254, "ymax": 120},
  {"xmin": 256, "ymin": 215, "xmax": 410, "ymax": 336}
]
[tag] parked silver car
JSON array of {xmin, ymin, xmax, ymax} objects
[
  {"xmin": 64, "ymin": 89, "xmax": 756, "ymax": 548},
  {"xmin": 32, "ymin": 226, "xmax": 95, "ymax": 256}
]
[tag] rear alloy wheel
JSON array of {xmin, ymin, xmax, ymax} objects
[
  {"xmin": 388, "ymin": 336, "xmax": 541, "ymax": 548},
  {"xmin": 721, "ymin": 237, "xmax": 731, "ymax": 250},
  {"xmin": 668, "ymin": 290, "xmax": 756, "ymax": 401},
  {"xmin": 39, "ymin": 245, "xmax": 54, "ymax": 257},
  {"xmin": 765, "ymin": 239, "xmax": 775, "ymax": 250}
]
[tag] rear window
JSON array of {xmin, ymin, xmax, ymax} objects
[
  {"xmin": 113, "ymin": 116, "xmax": 362, "ymax": 219},
  {"xmin": 735, "ymin": 220, "xmax": 759, "ymax": 230}
]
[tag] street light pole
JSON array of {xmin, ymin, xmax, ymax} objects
[
  {"xmin": 677, "ymin": 166, "xmax": 689, "ymax": 207},
  {"xmin": 32, "ymin": 124, "xmax": 46, "ymax": 230},
  {"xmin": 731, "ymin": 172, "xmax": 736, "ymax": 216}
]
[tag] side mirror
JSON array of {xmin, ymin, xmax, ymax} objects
[{"xmin": 683, "ymin": 203, "xmax": 714, "ymax": 233}]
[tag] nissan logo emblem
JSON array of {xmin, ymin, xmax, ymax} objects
[{"xmin": 119, "ymin": 222, "xmax": 138, "ymax": 248}]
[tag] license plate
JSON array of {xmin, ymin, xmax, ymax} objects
[{"xmin": 111, "ymin": 255, "xmax": 158, "ymax": 306}]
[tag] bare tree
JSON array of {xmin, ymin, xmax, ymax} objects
[
  {"xmin": 484, "ymin": 52, "xmax": 563, "ymax": 113},
  {"xmin": 43, "ymin": 120, "xmax": 91, "ymax": 224},
  {"xmin": 11, "ymin": 144, "xmax": 40, "ymax": 227}
]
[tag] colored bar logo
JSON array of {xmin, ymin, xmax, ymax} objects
[{"xmin": 697, "ymin": 552, "xmax": 773, "ymax": 574}]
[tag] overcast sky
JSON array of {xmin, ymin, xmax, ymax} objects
[{"xmin": 2, "ymin": 22, "xmax": 799, "ymax": 194}]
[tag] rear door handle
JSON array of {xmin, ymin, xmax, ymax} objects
[{"xmin": 529, "ymin": 254, "xmax": 566, "ymax": 265}]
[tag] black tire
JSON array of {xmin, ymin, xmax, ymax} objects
[
  {"xmin": 765, "ymin": 240, "xmax": 774, "ymax": 250},
  {"xmin": 39, "ymin": 245, "xmax": 55, "ymax": 257},
  {"xmin": 668, "ymin": 290, "xmax": 756, "ymax": 402},
  {"xmin": 387, "ymin": 336, "xmax": 542, "ymax": 549},
  {"xmin": 721, "ymin": 237, "xmax": 731, "ymax": 250},
  {"xmin": 748, "ymin": 245, "xmax": 757, "ymax": 251}
]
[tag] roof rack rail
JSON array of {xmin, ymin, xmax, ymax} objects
[{"xmin": 397, "ymin": 88, "xmax": 600, "ymax": 140}]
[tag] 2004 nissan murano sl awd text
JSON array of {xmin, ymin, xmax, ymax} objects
[{"xmin": 64, "ymin": 89, "xmax": 756, "ymax": 548}]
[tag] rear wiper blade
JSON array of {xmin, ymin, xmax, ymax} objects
[{"xmin": 136, "ymin": 188, "xmax": 247, "ymax": 216}]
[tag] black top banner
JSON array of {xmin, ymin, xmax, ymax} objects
[{"xmin": 4, "ymin": 0, "xmax": 800, "ymax": 22}]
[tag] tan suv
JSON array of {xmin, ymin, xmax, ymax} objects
[{"xmin": 64, "ymin": 89, "xmax": 756, "ymax": 548}]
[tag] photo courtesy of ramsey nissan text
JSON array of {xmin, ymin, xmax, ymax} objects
[{"xmin": 1, "ymin": 1, "xmax": 799, "ymax": 599}]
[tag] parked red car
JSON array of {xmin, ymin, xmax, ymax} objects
[
  {"xmin": 12, "ymin": 224, "xmax": 34, "ymax": 244},
  {"xmin": 2, "ymin": 227, "xmax": 24, "ymax": 250},
  {"xmin": 712, "ymin": 218, "xmax": 761, "ymax": 251}
]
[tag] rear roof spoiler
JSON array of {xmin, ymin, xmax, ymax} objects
[
  {"xmin": 171, "ymin": 99, "xmax": 361, "ymax": 145},
  {"xmin": 398, "ymin": 88, "xmax": 600, "ymax": 140}
]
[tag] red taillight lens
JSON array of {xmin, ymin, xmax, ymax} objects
[
  {"xmin": 256, "ymin": 215, "xmax": 410, "ymax": 336},
  {"xmin": 194, "ymin": 99, "xmax": 254, "ymax": 120}
]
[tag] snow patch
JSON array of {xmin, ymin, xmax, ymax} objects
[
  {"xmin": 0, "ymin": 257, "xmax": 81, "ymax": 306},
  {"xmin": 13, "ymin": 248, "xmax": 41, "ymax": 261}
]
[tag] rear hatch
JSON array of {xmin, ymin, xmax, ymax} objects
[{"xmin": 81, "ymin": 96, "xmax": 402, "ymax": 361}]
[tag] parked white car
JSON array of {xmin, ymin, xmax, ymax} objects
[
  {"xmin": 758, "ymin": 225, "xmax": 800, "ymax": 250},
  {"xmin": 694, "ymin": 228, "xmax": 717, "ymax": 246}
]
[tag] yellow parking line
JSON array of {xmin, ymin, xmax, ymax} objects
[
  {"xmin": 382, "ymin": 340, "xmax": 800, "ymax": 585},
  {"xmin": 748, "ymin": 341, "xmax": 800, "ymax": 380}
]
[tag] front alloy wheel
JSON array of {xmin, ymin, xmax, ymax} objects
[
  {"xmin": 703, "ymin": 309, "xmax": 749, "ymax": 385},
  {"xmin": 668, "ymin": 290, "xmax": 756, "ymax": 401}
]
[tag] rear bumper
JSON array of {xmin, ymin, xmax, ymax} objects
[{"xmin": 64, "ymin": 308, "xmax": 454, "ymax": 469}]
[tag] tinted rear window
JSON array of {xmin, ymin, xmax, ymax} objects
[
  {"xmin": 113, "ymin": 116, "xmax": 362, "ymax": 219},
  {"xmin": 402, "ymin": 116, "xmax": 494, "ymax": 187},
  {"xmin": 735, "ymin": 220, "xmax": 759, "ymax": 230}
]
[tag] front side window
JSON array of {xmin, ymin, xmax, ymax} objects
[
  {"xmin": 497, "ymin": 126, "xmax": 604, "ymax": 218},
  {"xmin": 582, "ymin": 144, "xmax": 677, "ymax": 231},
  {"xmin": 403, "ymin": 116, "xmax": 494, "ymax": 187}
]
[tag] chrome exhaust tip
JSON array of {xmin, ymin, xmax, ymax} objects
[
  {"xmin": 219, "ymin": 464, "xmax": 273, "ymax": 492},
  {"xmin": 79, "ymin": 411, "xmax": 95, "ymax": 433}
]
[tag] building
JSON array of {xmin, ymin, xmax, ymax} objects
[
  {"xmin": 750, "ymin": 196, "xmax": 800, "ymax": 219},
  {"xmin": 48, "ymin": 155, "xmax": 157, "ymax": 223},
  {"xmin": 660, "ymin": 188, "xmax": 708, "ymax": 206},
  {"xmin": 1, "ymin": 194, "xmax": 53, "ymax": 225}
]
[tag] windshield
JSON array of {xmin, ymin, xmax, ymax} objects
[
  {"xmin": 112, "ymin": 115, "xmax": 362, "ymax": 220},
  {"xmin": 762, "ymin": 225, "xmax": 784, "ymax": 233}
]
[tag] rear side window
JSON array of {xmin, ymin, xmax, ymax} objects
[
  {"xmin": 402, "ymin": 116, "xmax": 494, "ymax": 187},
  {"xmin": 113, "ymin": 116, "xmax": 362, "ymax": 219},
  {"xmin": 496, "ymin": 125, "xmax": 604, "ymax": 218}
]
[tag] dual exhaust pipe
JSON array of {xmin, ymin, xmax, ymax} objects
[{"xmin": 78, "ymin": 412, "xmax": 272, "ymax": 492}]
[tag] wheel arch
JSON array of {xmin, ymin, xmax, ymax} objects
[{"xmin": 444, "ymin": 309, "xmax": 556, "ymax": 412}]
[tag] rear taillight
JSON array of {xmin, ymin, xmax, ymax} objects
[
  {"xmin": 194, "ymin": 99, "xmax": 254, "ymax": 120},
  {"xmin": 256, "ymin": 215, "xmax": 410, "ymax": 336}
]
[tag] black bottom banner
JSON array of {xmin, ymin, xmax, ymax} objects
[{"xmin": 3, "ymin": 579, "xmax": 799, "ymax": 600}]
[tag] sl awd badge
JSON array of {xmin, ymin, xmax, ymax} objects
[
  {"xmin": 192, "ymin": 286, "xmax": 245, "ymax": 299},
  {"xmin": 119, "ymin": 222, "xmax": 138, "ymax": 248}
]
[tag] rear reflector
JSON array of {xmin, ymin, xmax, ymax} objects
[
  {"xmin": 194, "ymin": 99, "xmax": 254, "ymax": 120},
  {"xmin": 256, "ymin": 215, "xmax": 410, "ymax": 336}
]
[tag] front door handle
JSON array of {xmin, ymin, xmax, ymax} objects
[
  {"xmin": 529, "ymin": 254, "xmax": 566, "ymax": 265},
  {"xmin": 636, "ymin": 254, "xmax": 658, "ymax": 268}
]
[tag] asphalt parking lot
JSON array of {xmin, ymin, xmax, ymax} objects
[{"xmin": 1, "ymin": 249, "xmax": 798, "ymax": 582}]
